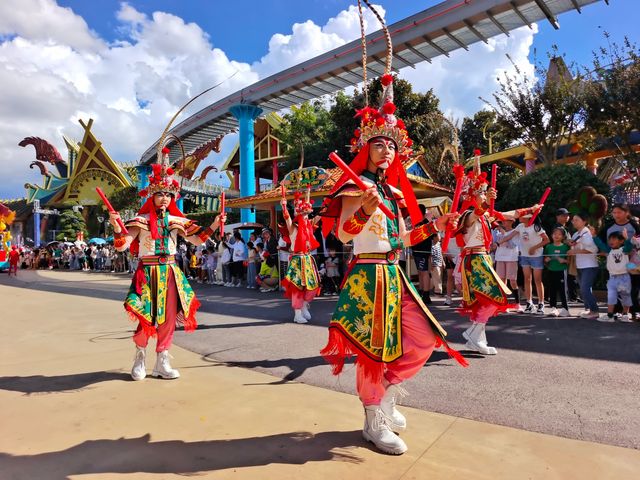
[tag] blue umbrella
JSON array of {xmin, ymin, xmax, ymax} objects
[{"xmin": 88, "ymin": 238, "xmax": 106, "ymax": 245}]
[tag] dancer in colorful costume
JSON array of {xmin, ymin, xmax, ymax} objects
[
  {"xmin": 280, "ymin": 188, "xmax": 321, "ymax": 324},
  {"xmin": 319, "ymin": 67, "xmax": 466, "ymax": 454},
  {"xmin": 452, "ymin": 157, "xmax": 542, "ymax": 355},
  {"xmin": 109, "ymin": 147, "xmax": 225, "ymax": 380}
]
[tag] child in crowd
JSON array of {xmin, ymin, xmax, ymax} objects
[
  {"xmin": 544, "ymin": 227, "xmax": 571, "ymax": 317},
  {"xmin": 220, "ymin": 238, "xmax": 232, "ymax": 286},
  {"xmin": 246, "ymin": 241, "xmax": 258, "ymax": 289},
  {"xmin": 256, "ymin": 251, "xmax": 279, "ymax": 292},
  {"xmin": 430, "ymin": 234, "xmax": 443, "ymax": 295},
  {"xmin": 322, "ymin": 248, "xmax": 342, "ymax": 295},
  {"xmin": 443, "ymin": 240, "xmax": 460, "ymax": 306},
  {"xmin": 494, "ymin": 219, "xmax": 520, "ymax": 309},
  {"xmin": 205, "ymin": 246, "xmax": 217, "ymax": 284},
  {"xmin": 196, "ymin": 248, "xmax": 206, "ymax": 283},
  {"xmin": 596, "ymin": 230, "xmax": 634, "ymax": 322}
]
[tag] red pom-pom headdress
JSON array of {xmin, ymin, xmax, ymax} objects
[
  {"xmin": 350, "ymin": 75, "xmax": 412, "ymax": 160},
  {"xmin": 458, "ymin": 150, "xmax": 488, "ymax": 206},
  {"xmin": 293, "ymin": 190, "xmax": 313, "ymax": 216},
  {"xmin": 139, "ymin": 147, "xmax": 181, "ymax": 198}
]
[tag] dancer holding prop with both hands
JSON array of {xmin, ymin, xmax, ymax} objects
[
  {"xmin": 319, "ymin": 1, "xmax": 466, "ymax": 456},
  {"xmin": 451, "ymin": 153, "xmax": 544, "ymax": 355}
]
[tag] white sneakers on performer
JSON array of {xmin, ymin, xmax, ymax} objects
[
  {"xmin": 380, "ymin": 384, "xmax": 408, "ymax": 431},
  {"xmin": 443, "ymin": 296, "xmax": 452, "ymax": 306},
  {"xmin": 293, "ymin": 309, "xmax": 308, "ymax": 324},
  {"xmin": 536, "ymin": 303, "xmax": 546, "ymax": 315},
  {"xmin": 548, "ymin": 308, "xmax": 559, "ymax": 317},
  {"xmin": 131, "ymin": 346, "xmax": 146, "ymax": 381},
  {"xmin": 579, "ymin": 309, "xmax": 592, "ymax": 318},
  {"xmin": 301, "ymin": 302, "xmax": 312, "ymax": 320},
  {"xmin": 152, "ymin": 350, "xmax": 180, "ymax": 379},
  {"xmin": 362, "ymin": 406, "xmax": 407, "ymax": 455},
  {"xmin": 464, "ymin": 323, "xmax": 497, "ymax": 355},
  {"xmin": 558, "ymin": 308, "xmax": 571, "ymax": 317},
  {"xmin": 620, "ymin": 313, "xmax": 633, "ymax": 323}
]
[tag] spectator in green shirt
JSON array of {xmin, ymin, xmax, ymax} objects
[{"xmin": 544, "ymin": 227, "xmax": 571, "ymax": 317}]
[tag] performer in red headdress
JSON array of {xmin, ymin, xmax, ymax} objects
[
  {"xmin": 280, "ymin": 187, "xmax": 321, "ymax": 323},
  {"xmin": 451, "ymin": 155, "xmax": 542, "ymax": 355},
  {"xmin": 109, "ymin": 147, "xmax": 225, "ymax": 381},
  {"xmin": 319, "ymin": 63, "xmax": 466, "ymax": 454}
]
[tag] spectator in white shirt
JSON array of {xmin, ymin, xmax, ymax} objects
[
  {"xmin": 502, "ymin": 215, "xmax": 549, "ymax": 314},
  {"xmin": 570, "ymin": 212, "xmax": 600, "ymax": 319}
]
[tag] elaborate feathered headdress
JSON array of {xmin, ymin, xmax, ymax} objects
[
  {"xmin": 456, "ymin": 149, "xmax": 488, "ymax": 208},
  {"xmin": 139, "ymin": 147, "xmax": 181, "ymax": 198},
  {"xmin": 350, "ymin": 74, "xmax": 413, "ymax": 159},
  {"xmin": 293, "ymin": 189, "xmax": 313, "ymax": 216}
]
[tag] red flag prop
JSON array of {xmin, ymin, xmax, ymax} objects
[
  {"xmin": 527, "ymin": 187, "xmax": 551, "ymax": 226},
  {"xmin": 219, "ymin": 192, "xmax": 226, "ymax": 237},
  {"xmin": 95, "ymin": 187, "xmax": 128, "ymax": 234},
  {"xmin": 328, "ymin": 152, "xmax": 395, "ymax": 220},
  {"xmin": 489, "ymin": 164, "xmax": 497, "ymax": 217}
]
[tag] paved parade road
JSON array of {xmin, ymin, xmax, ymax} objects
[{"xmin": 4, "ymin": 270, "xmax": 639, "ymax": 450}]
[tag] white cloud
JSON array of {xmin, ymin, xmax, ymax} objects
[
  {"xmin": 252, "ymin": 4, "xmax": 386, "ymax": 78},
  {"xmin": 401, "ymin": 24, "xmax": 538, "ymax": 120},
  {"xmin": 0, "ymin": 1, "xmax": 537, "ymax": 200},
  {"xmin": 0, "ymin": 0, "xmax": 103, "ymax": 52}
]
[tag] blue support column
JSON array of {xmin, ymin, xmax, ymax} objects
[
  {"xmin": 230, "ymin": 104, "xmax": 262, "ymax": 232},
  {"xmin": 136, "ymin": 165, "xmax": 152, "ymax": 207},
  {"xmin": 34, "ymin": 212, "xmax": 41, "ymax": 247}
]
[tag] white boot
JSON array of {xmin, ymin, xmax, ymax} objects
[
  {"xmin": 293, "ymin": 309, "xmax": 308, "ymax": 324},
  {"xmin": 152, "ymin": 350, "xmax": 180, "ymax": 379},
  {"xmin": 461, "ymin": 323, "xmax": 476, "ymax": 343},
  {"xmin": 131, "ymin": 346, "xmax": 146, "ymax": 381},
  {"xmin": 380, "ymin": 384, "xmax": 407, "ymax": 431},
  {"xmin": 362, "ymin": 406, "xmax": 407, "ymax": 455},
  {"xmin": 301, "ymin": 301, "xmax": 312, "ymax": 320},
  {"xmin": 477, "ymin": 323, "xmax": 498, "ymax": 354},
  {"xmin": 465, "ymin": 323, "xmax": 497, "ymax": 355}
]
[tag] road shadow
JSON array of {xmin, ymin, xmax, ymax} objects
[
  {"xmin": 0, "ymin": 431, "xmax": 365, "ymax": 479},
  {"xmin": 206, "ymin": 354, "xmax": 353, "ymax": 385},
  {"xmin": 0, "ymin": 371, "xmax": 130, "ymax": 395}
]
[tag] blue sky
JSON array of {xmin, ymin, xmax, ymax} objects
[
  {"xmin": 55, "ymin": 0, "xmax": 637, "ymax": 69},
  {"xmin": 0, "ymin": 0, "xmax": 637, "ymax": 199}
]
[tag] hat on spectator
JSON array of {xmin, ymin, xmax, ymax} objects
[{"xmin": 556, "ymin": 208, "xmax": 570, "ymax": 215}]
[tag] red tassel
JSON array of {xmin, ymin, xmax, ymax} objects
[
  {"xmin": 444, "ymin": 341, "xmax": 469, "ymax": 367},
  {"xmin": 180, "ymin": 297, "xmax": 200, "ymax": 332},
  {"xmin": 134, "ymin": 266, "xmax": 147, "ymax": 295}
]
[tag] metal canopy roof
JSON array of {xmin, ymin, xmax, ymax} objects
[{"xmin": 140, "ymin": 0, "xmax": 604, "ymax": 165}]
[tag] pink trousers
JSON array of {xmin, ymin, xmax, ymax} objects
[
  {"xmin": 469, "ymin": 303, "xmax": 496, "ymax": 325},
  {"xmin": 133, "ymin": 271, "xmax": 178, "ymax": 353},
  {"xmin": 357, "ymin": 291, "xmax": 437, "ymax": 406},
  {"xmin": 291, "ymin": 289, "xmax": 316, "ymax": 309}
]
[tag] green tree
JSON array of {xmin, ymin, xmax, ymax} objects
[
  {"xmin": 460, "ymin": 110, "xmax": 514, "ymax": 157},
  {"xmin": 498, "ymin": 164, "xmax": 610, "ymax": 232},
  {"xmin": 581, "ymin": 35, "xmax": 640, "ymax": 166},
  {"xmin": 274, "ymin": 101, "xmax": 334, "ymax": 175},
  {"xmin": 108, "ymin": 186, "xmax": 139, "ymax": 213},
  {"xmin": 56, "ymin": 209, "xmax": 88, "ymax": 241},
  {"xmin": 275, "ymin": 75, "xmax": 454, "ymax": 187},
  {"xmin": 483, "ymin": 54, "xmax": 585, "ymax": 167}
]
